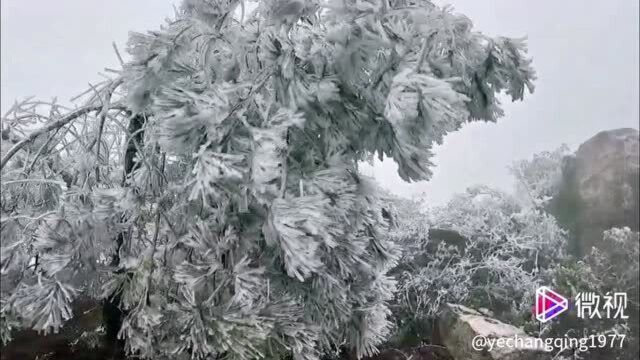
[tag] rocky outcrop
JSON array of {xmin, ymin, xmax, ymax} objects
[
  {"xmin": 426, "ymin": 228, "xmax": 467, "ymax": 254},
  {"xmin": 551, "ymin": 128, "xmax": 639, "ymax": 256},
  {"xmin": 438, "ymin": 304, "xmax": 550, "ymax": 360}
]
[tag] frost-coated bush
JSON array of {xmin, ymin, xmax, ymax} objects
[
  {"xmin": 0, "ymin": 0, "xmax": 535, "ymax": 358},
  {"xmin": 393, "ymin": 186, "xmax": 566, "ymax": 323},
  {"xmin": 542, "ymin": 227, "xmax": 639, "ymax": 359}
]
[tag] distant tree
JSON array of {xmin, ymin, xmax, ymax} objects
[
  {"xmin": 509, "ymin": 145, "xmax": 591, "ymax": 256},
  {"xmin": 509, "ymin": 144, "xmax": 572, "ymax": 209},
  {"xmin": 0, "ymin": 1, "xmax": 535, "ymax": 359}
]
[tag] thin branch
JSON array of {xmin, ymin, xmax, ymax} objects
[
  {"xmin": 145, "ymin": 152, "xmax": 166, "ymax": 305},
  {"xmin": 87, "ymin": 82, "xmax": 105, "ymax": 107},
  {"xmin": 0, "ymin": 103, "xmax": 126, "ymax": 170},
  {"xmin": 26, "ymin": 128, "xmax": 60, "ymax": 172},
  {"xmin": 1, "ymin": 179, "xmax": 67, "ymax": 187},
  {"xmin": 112, "ymin": 42, "xmax": 125, "ymax": 67},
  {"xmin": 415, "ymin": 31, "xmax": 436, "ymax": 73},
  {"xmin": 279, "ymin": 150, "xmax": 288, "ymax": 198},
  {"xmin": 69, "ymin": 80, "xmax": 108, "ymax": 102},
  {"xmin": 0, "ymin": 211, "xmax": 55, "ymax": 224},
  {"xmin": 95, "ymin": 78, "xmax": 124, "ymax": 182}
]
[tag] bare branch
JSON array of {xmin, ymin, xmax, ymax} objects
[
  {"xmin": 95, "ymin": 78, "xmax": 124, "ymax": 181},
  {"xmin": 0, "ymin": 103, "xmax": 126, "ymax": 170},
  {"xmin": 112, "ymin": 41, "xmax": 125, "ymax": 67}
]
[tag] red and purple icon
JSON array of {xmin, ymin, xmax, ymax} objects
[{"xmin": 535, "ymin": 286, "xmax": 568, "ymax": 323}]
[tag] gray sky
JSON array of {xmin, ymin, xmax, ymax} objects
[{"xmin": 2, "ymin": 0, "xmax": 638, "ymax": 205}]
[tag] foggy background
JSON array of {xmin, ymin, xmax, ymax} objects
[{"xmin": 2, "ymin": 0, "xmax": 638, "ymax": 205}]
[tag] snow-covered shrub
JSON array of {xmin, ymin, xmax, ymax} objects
[{"xmin": 391, "ymin": 186, "xmax": 567, "ymax": 325}]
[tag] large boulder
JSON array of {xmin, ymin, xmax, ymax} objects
[
  {"xmin": 438, "ymin": 304, "xmax": 550, "ymax": 360},
  {"xmin": 550, "ymin": 128, "xmax": 639, "ymax": 256}
]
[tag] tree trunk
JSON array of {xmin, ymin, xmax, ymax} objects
[{"xmin": 102, "ymin": 113, "xmax": 145, "ymax": 358}]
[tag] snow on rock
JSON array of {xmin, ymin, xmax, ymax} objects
[{"xmin": 439, "ymin": 304, "xmax": 551, "ymax": 360}]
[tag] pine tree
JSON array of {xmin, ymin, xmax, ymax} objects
[{"xmin": 0, "ymin": 1, "xmax": 535, "ymax": 359}]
